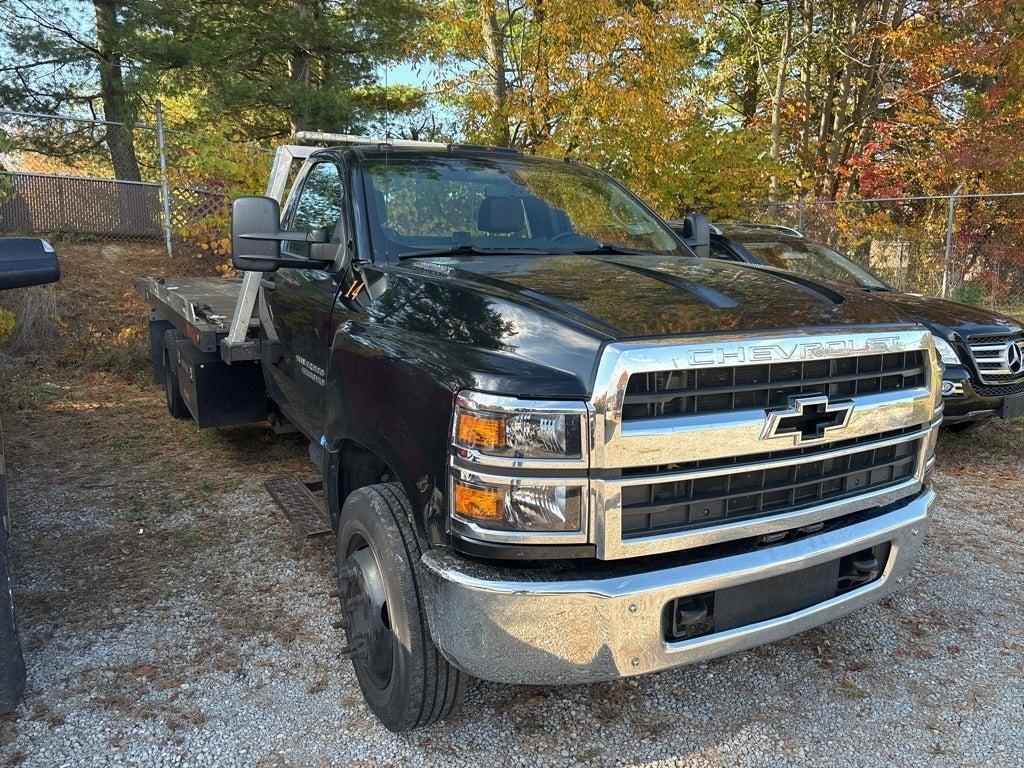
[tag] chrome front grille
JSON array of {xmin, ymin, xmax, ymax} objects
[
  {"xmin": 588, "ymin": 326, "xmax": 942, "ymax": 559},
  {"xmin": 619, "ymin": 428, "xmax": 922, "ymax": 539},
  {"xmin": 622, "ymin": 352, "xmax": 926, "ymax": 421},
  {"xmin": 966, "ymin": 332, "xmax": 1024, "ymax": 385}
]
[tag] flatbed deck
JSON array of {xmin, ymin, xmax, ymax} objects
[{"xmin": 135, "ymin": 275, "xmax": 261, "ymax": 358}]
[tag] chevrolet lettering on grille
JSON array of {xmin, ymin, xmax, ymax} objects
[{"xmin": 686, "ymin": 335, "xmax": 905, "ymax": 367}]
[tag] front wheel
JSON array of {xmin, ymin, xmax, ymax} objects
[{"xmin": 334, "ymin": 484, "xmax": 468, "ymax": 731}]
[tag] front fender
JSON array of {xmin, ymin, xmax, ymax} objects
[{"xmin": 324, "ymin": 322, "xmax": 595, "ymax": 544}]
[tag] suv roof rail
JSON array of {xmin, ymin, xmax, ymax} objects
[{"xmin": 730, "ymin": 221, "xmax": 805, "ymax": 237}]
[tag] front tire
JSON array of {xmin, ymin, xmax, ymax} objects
[{"xmin": 334, "ymin": 484, "xmax": 468, "ymax": 731}]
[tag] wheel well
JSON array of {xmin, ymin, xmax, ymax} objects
[{"xmin": 338, "ymin": 441, "xmax": 395, "ymax": 508}]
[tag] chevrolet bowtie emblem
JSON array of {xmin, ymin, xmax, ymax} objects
[{"xmin": 761, "ymin": 395, "xmax": 854, "ymax": 446}]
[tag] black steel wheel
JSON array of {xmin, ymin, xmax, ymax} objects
[
  {"xmin": 341, "ymin": 539, "xmax": 394, "ymax": 693},
  {"xmin": 334, "ymin": 483, "xmax": 468, "ymax": 731},
  {"xmin": 162, "ymin": 331, "xmax": 188, "ymax": 420}
]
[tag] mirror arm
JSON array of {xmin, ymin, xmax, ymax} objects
[
  {"xmin": 238, "ymin": 229, "xmax": 329, "ymax": 243},
  {"xmin": 280, "ymin": 255, "xmax": 331, "ymax": 269}
]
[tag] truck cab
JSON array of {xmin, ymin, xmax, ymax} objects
[{"xmin": 139, "ymin": 141, "xmax": 942, "ymax": 731}]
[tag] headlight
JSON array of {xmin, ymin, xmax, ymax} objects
[
  {"xmin": 451, "ymin": 474, "xmax": 583, "ymax": 532},
  {"xmin": 931, "ymin": 335, "xmax": 961, "ymax": 366},
  {"xmin": 453, "ymin": 393, "xmax": 585, "ymax": 460},
  {"xmin": 450, "ymin": 392, "xmax": 589, "ymax": 541}
]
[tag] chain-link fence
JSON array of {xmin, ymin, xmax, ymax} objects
[
  {"xmin": 0, "ymin": 107, "xmax": 269, "ymax": 260},
  {"xmin": 3, "ymin": 106, "xmax": 1024, "ymax": 319},
  {"xmin": 743, "ymin": 192, "xmax": 1024, "ymax": 314}
]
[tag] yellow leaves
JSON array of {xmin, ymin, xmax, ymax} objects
[
  {"xmin": 0, "ymin": 307, "xmax": 15, "ymax": 343},
  {"xmin": 115, "ymin": 326, "xmax": 142, "ymax": 344}
]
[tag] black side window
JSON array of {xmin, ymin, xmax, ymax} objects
[
  {"xmin": 709, "ymin": 240, "xmax": 740, "ymax": 261},
  {"xmin": 283, "ymin": 162, "xmax": 343, "ymax": 258}
]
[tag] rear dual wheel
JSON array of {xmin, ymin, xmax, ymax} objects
[
  {"xmin": 334, "ymin": 484, "xmax": 468, "ymax": 731},
  {"xmin": 162, "ymin": 331, "xmax": 188, "ymax": 419}
]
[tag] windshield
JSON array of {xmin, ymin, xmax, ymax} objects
[
  {"xmin": 727, "ymin": 232, "xmax": 889, "ymax": 290},
  {"xmin": 361, "ymin": 153, "xmax": 685, "ymax": 260}
]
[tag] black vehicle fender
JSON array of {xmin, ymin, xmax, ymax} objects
[
  {"xmin": 322, "ymin": 321, "xmax": 591, "ymax": 545},
  {"xmin": 322, "ymin": 324, "xmax": 467, "ymax": 545}
]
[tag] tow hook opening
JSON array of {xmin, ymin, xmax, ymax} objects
[
  {"xmin": 837, "ymin": 543, "xmax": 890, "ymax": 593},
  {"xmin": 663, "ymin": 542, "xmax": 893, "ymax": 642}
]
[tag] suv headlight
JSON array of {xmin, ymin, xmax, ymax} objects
[
  {"xmin": 449, "ymin": 392, "xmax": 589, "ymax": 541},
  {"xmin": 931, "ymin": 334, "xmax": 961, "ymax": 366}
]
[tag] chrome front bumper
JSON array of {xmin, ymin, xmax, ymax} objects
[{"xmin": 422, "ymin": 489, "xmax": 934, "ymax": 685}]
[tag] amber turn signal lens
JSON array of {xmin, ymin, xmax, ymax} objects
[
  {"xmin": 452, "ymin": 481, "xmax": 504, "ymax": 521},
  {"xmin": 456, "ymin": 412, "xmax": 506, "ymax": 450}
]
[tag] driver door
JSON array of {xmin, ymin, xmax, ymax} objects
[{"xmin": 261, "ymin": 160, "xmax": 346, "ymax": 438}]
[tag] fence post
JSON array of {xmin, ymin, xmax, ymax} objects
[
  {"xmin": 154, "ymin": 100, "xmax": 174, "ymax": 259},
  {"xmin": 940, "ymin": 181, "xmax": 965, "ymax": 298}
]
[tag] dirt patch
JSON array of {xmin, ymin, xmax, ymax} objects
[{"xmin": 1, "ymin": 239, "xmax": 222, "ymax": 378}]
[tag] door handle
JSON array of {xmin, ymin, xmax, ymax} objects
[{"xmin": 261, "ymin": 277, "xmax": 277, "ymax": 290}]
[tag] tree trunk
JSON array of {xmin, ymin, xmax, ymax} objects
[
  {"xmin": 528, "ymin": 0, "xmax": 552, "ymax": 149},
  {"xmin": 797, "ymin": 0, "xmax": 813, "ymax": 169},
  {"xmin": 769, "ymin": 0, "xmax": 795, "ymax": 204},
  {"xmin": 480, "ymin": 0, "xmax": 510, "ymax": 146},
  {"xmin": 288, "ymin": 0, "xmax": 312, "ymax": 133},
  {"xmin": 739, "ymin": 0, "xmax": 763, "ymax": 127},
  {"xmin": 92, "ymin": 0, "xmax": 142, "ymax": 182},
  {"xmin": 825, "ymin": 3, "xmax": 865, "ymax": 197}
]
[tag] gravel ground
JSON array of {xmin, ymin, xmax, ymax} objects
[{"xmin": 0, "ymin": 380, "xmax": 1022, "ymax": 768}]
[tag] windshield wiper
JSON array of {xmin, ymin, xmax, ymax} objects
[
  {"xmin": 553, "ymin": 242, "xmax": 647, "ymax": 256},
  {"xmin": 398, "ymin": 244, "xmax": 546, "ymax": 260}
]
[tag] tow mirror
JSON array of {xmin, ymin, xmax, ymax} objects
[
  {"xmin": 0, "ymin": 237, "xmax": 60, "ymax": 290},
  {"xmin": 680, "ymin": 212, "xmax": 711, "ymax": 259},
  {"xmin": 230, "ymin": 196, "xmax": 331, "ymax": 272}
]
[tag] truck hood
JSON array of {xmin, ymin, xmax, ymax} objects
[
  {"xmin": 365, "ymin": 253, "xmax": 915, "ymax": 398},
  {"xmin": 870, "ymin": 290, "xmax": 1023, "ymax": 338},
  {"xmin": 398, "ymin": 253, "xmax": 905, "ymax": 337}
]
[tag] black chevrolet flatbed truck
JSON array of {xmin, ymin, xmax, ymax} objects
[{"xmin": 138, "ymin": 138, "xmax": 943, "ymax": 731}]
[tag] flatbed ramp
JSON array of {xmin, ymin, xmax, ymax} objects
[{"xmin": 135, "ymin": 275, "xmax": 262, "ymax": 358}]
